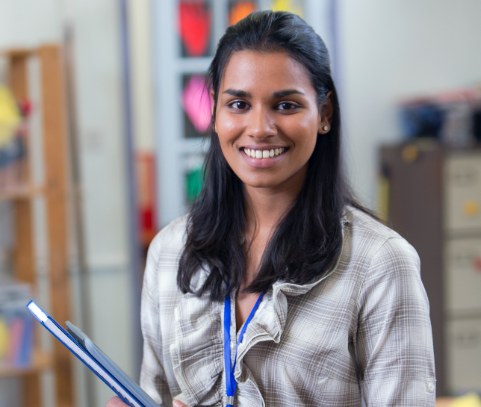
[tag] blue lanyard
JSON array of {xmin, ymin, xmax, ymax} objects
[{"xmin": 223, "ymin": 292, "xmax": 264, "ymax": 407}]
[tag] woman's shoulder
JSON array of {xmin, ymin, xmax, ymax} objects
[
  {"xmin": 345, "ymin": 205, "xmax": 401, "ymax": 239},
  {"xmin": 148, "ymin": 215, "xmax": 189, "ymax": 255},
  {"xmin": 142, "ymin": 215, "xmax": 189, "ymax": 293},
  {"xmin": 344, "ymin": 205, "xmax": 419, "ymax": 261}
]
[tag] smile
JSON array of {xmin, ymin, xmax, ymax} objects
[{"xmin": 242, "ymin": 147, "xmax": 287, "ymax": 159}]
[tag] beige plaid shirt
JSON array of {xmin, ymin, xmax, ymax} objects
[{"xmin": 140, "ymin": 207, "xmax": 436, "ymax": 406}]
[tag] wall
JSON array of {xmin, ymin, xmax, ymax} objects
[
  {"xmin": 337, "ymin": 0, "xmax": 481, "ymax": 209},
  {"xmin": 64, "ymin": 0, "xmax": 136, "ymax": 405},
  {"xmin": 0, "ymin": 0, "xmax": 61, "ymax": 48},
  {"xmin": 127, "ymin": 0, "xmax": 155, "ymax": 152}
]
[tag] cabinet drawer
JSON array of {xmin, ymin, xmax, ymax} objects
[
  {"xmin": 445, "ymin": 154, "xmax": 481, "ymax": 232},
  {"xmin": 445, "ymin": 238, "xmax": 481, "ymax": 313},
  {"xmin": 446, "ymin": 317, "xmax": 481, "ymax": 394}
]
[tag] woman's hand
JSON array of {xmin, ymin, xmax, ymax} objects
[
  {"xmin": 105, "ymin": 396, "xmax": 187, "ymax": 407},
  {"xmin": 105, "ymin": 396, "xmax": 128, "ymax": 406}
]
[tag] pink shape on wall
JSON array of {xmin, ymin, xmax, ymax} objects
[{"xmin": 182, "ymin": 75, "xmax": 212, "ymax": 134}]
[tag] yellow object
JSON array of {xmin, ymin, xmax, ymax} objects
[
  {"xmin": 451, "ymin": 393, "xmax": 481, "ymax": 407},
  {"xmin": 271, "ymin": 0, "xmax": 304, "ymax": 17},
  {"xmin": 0, "ymin": 318, "xmax": 8, "ymax": 360},
  {"xmin": 377, "ymin": 175, "xmax": 390, "ymax": 222},
  {"xmin": 401, "ymin": 144, "xmax": 419, "ymax": 163},
  {"xmin": 463, "ymin": 200, "xmax": 480, "ymax": 217},
  {"xmin": 0, "ymin": 85, "xmax": 21, "ymax": 147}
]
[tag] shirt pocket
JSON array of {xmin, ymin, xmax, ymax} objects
[
  {"xmin": 273, "ymin": 355, "xmax": 361, "ymax": 406},
  {"xmin": 316, "ymin": 376, "xmax": 361, "ymax": 407}
]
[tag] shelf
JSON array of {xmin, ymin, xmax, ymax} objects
[
  {"xmin": 0, "ymin": 349, "xmax": 53, "ymax": 378},
  {"xmin": 0, "ymin": 44, "xmax": 74, "ymax": 406},
  {"xmin": 0, "ymin": 185, "xmax": 45, "ymax": 201},
  {"xmin": 0, "ymin": 48, "xmax": 34, "ymax": 59}
]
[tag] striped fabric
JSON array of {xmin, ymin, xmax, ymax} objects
[{"xmin": 139, "ymin": 207, "xmax": 436, "ymax": 406}]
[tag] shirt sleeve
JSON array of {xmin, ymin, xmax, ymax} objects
[
  {"xmin": 355, "ymin": 237, "xmax": 436, "ymax": 406},
  {"xmin": 139, "ymin": 233, "xmax": 173, "ymax": 405}
]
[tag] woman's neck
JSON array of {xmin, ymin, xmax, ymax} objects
[{"xmin": 244, "ymin": 186, "xmax": 298, "ymax": 233}]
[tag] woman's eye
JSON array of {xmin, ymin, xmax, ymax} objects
[
  {"xmin": 228, "ymin": 100, "xmax": 249, "ymax": 110},
  {"xmin": 277, "ymin": 102, "xmax": 299, "ymax": 111}
]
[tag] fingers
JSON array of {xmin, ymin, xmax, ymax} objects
[
  {"xmin": 105, "ymin": 396, "xmax": 128, "ymax": 406},
  {"xmin": 173, "ymin": 400, "xmax": 188, "ymax": 407}
]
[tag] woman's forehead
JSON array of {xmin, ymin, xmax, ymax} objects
[{"xmin": 219, "ymin": 50, "xmax": 313, "ymax": 93}]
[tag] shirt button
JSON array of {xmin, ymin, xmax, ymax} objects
[{"xmin": 426, "ymin": 381, "xmax": 435, "ymax": 393}]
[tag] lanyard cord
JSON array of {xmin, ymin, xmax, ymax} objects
[{"xmin": 223, "ymin": 292, "xmax": 265, "ymax": 407}]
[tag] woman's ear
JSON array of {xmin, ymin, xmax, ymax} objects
[{"xmin": 318, "ymin": 91, "xmax": 333, "ymax": 134}]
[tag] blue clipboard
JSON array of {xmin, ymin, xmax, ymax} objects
[{"xmin": 26, "ymin": 300, "xmax": 158, "ymax": 407}]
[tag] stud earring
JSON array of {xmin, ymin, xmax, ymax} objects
[{"xmin": 322, "ymin": 124, "xmax": 330, "ymax": 133}]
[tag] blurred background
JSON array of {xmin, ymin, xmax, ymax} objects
[{"xmin": 0, "ymin": 0, "xmax": 480, "ymax": 406}]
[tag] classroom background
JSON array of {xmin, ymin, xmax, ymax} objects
[{"xmin": 1, "ymin": 0, "xmax": 480, "ymax": 406}]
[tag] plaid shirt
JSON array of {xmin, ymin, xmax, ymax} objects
[{"xmin": 140, "ymin": 207, "xmax": 436, "ymax": 406}]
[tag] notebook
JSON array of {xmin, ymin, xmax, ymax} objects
[{"xmin": 26, "ymin": 300, "xmax": 158, "ymax": 407}]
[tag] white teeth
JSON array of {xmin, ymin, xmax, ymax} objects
[{"xmin": 243, "ymin": 148, "xmax": 286, "ymax": 159}]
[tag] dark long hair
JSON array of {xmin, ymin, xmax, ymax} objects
[{"xmin": 178, "ymin": 10, "xmax": 361, "ymax": 301}]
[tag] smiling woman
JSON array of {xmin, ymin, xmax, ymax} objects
[{"xmin": 107, "ymin": 9, "xmax": 436, "ymax": 407}]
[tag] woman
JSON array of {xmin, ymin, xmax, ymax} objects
[{"xmin": 109, "ymin": 10, "xmax": 435, "ymax": 407}]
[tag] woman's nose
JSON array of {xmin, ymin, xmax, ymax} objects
[{"xmin": 247, "ymin": 107, "xmax": 276, "ymax": 139}]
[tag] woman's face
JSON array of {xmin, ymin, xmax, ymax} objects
[{"xmin": 214, "ymin": 50, "xmax": 329, "ymax": 196}]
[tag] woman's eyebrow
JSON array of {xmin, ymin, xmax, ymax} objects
[
  {"xmin": 222, "ymin": 89, "xmax": 305, "ymax": 98},
  {"xmin": 223, "ymin": 89, "xmax": 250, "ymax": 97},
  {"xmin": 272, "ymin": 89, "xmax": 305, "ymax": 98}
]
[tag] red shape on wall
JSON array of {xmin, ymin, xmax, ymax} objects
[{"xmin": 178, "ymin": 1, "xmax": 211, "ymax": 57}]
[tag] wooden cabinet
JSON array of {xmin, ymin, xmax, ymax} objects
[
  {"xmin": 0, "ymin": 45, "xmax": 74, "ymax": 406},
  {"xmin": 379, "ymin": 141, "xmax": 481, "ymax": 396}
]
